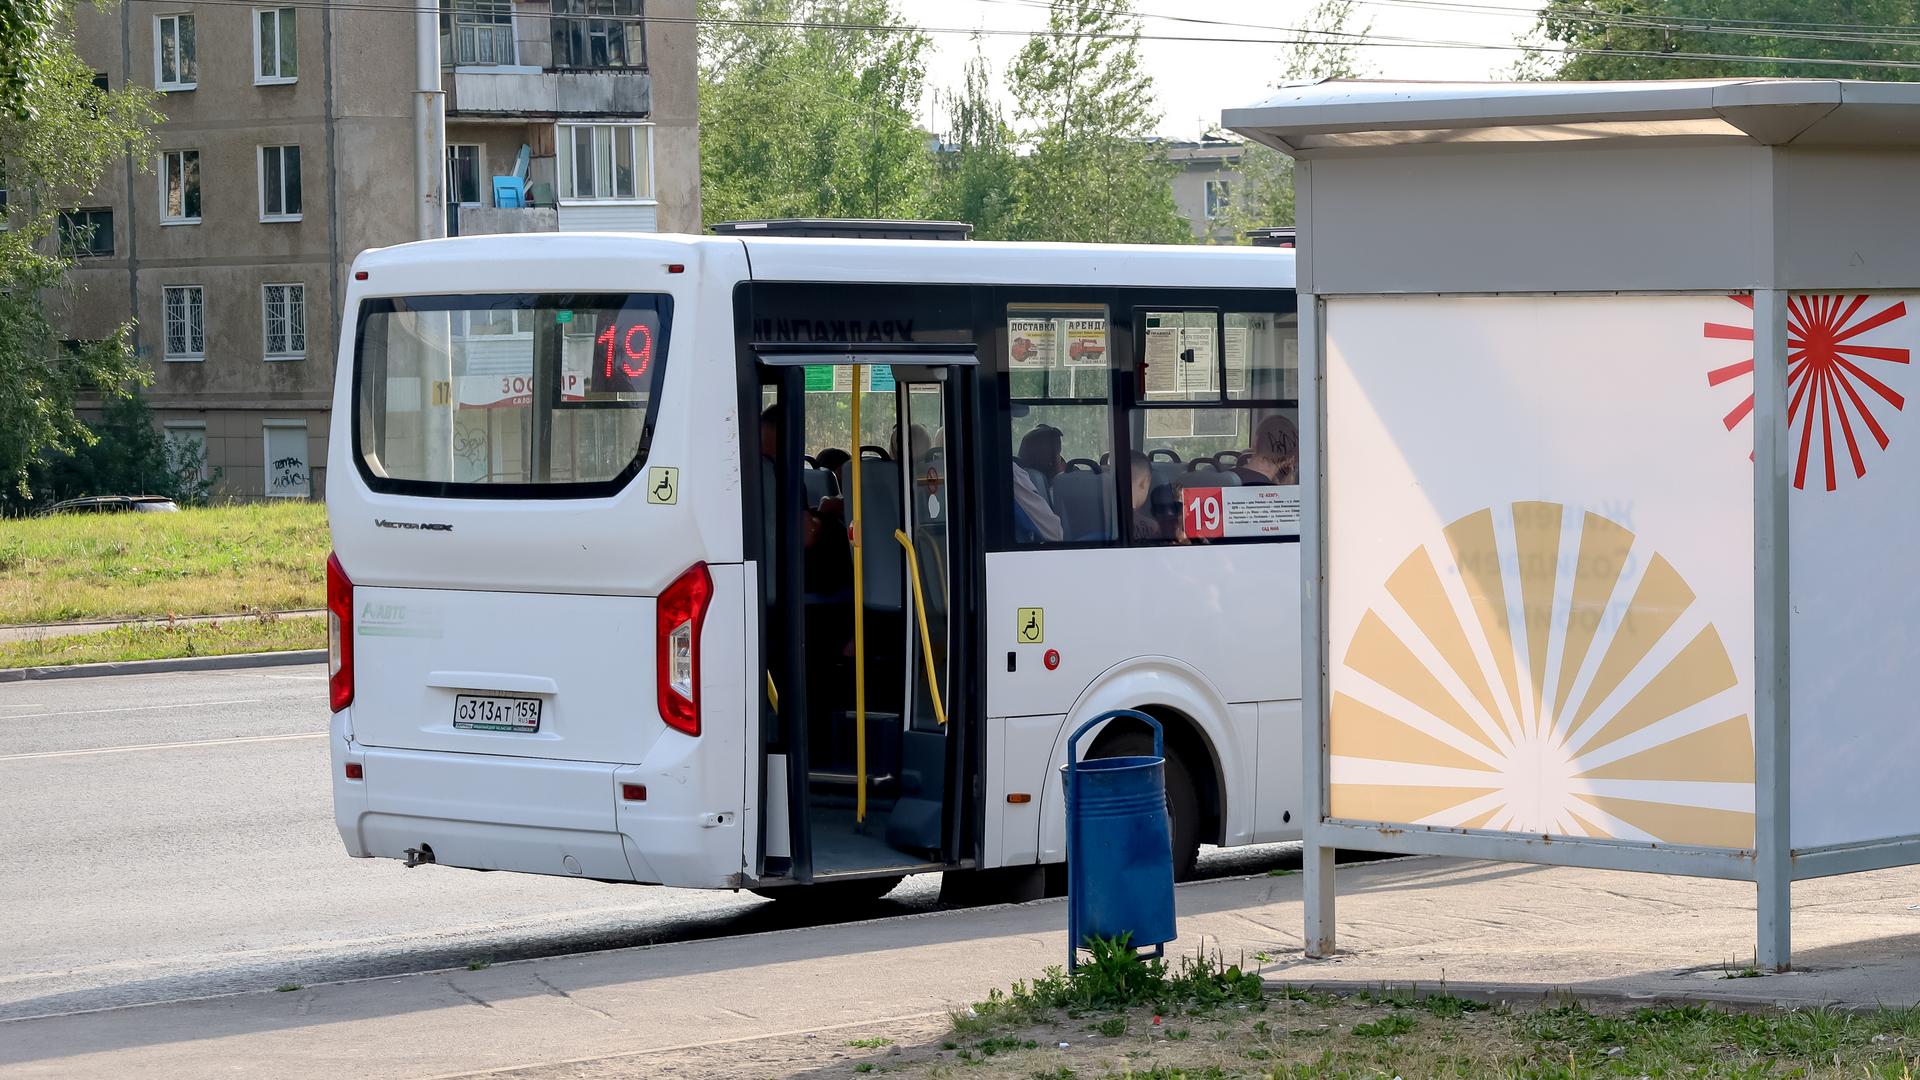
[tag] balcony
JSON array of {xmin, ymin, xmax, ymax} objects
[
  {"xmin": 446, "ymin": 66, "xmax": 651, "ymax": 118},
  {"xmin": 455, "ymin": 206, "xmax": 559, "ymax": 235}
]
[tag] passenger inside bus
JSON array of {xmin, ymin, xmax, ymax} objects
[
  {"xmin": 1229, "ymin": 414, "xmax": 1299, "ymax": 486},
  {"xmin": 1011, "ymin": 425, "xmax": 1064, "ymax": 542},
  {"xmin": 1129, "ymin": 450, "xmax": 1160, "ymax": 540}
]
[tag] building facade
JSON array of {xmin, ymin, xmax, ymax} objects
[
  {"xmin": 63, "ymin": 0, "xmax": 700, "ymax": 499},
  {"xmin": 1164, "ymin": 137, "xmax": 1243, "ymax": 244}
]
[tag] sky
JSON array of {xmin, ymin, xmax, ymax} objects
[{"xmin": 893, "ymin": 0, "xmax": 1547, "ymax": 140}]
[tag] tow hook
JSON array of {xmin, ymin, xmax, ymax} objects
[{"xmin": 403, "ymin": 844, "xmax": 436, "ymax": 868}]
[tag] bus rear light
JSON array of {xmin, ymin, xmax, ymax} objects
[
  {"xmin": 656, "ymin": 562, "xmax": 712, "ymax": 736},
  {"xmin": 327, "ymin": 553, "xmax": 354, "ymax": 712},
  {"xmin": 622, "ymin": 783, "xmax": 647, "ymax": 801},
  {"xmin": 344, "ymin": 762, "xmax": 363, "ymax": 780}
]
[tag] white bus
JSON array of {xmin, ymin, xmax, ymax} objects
[{"xmin": 326, "ymin": 233, "xmax": 1303, "ymax": 900}]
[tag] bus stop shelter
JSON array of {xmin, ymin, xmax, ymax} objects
[{"xmin": 1225, "ymin": 79, "xmax": 1920, "ymax": 970}]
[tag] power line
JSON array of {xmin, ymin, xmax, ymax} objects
[{"xmin": 92, "ymin": 0, "xmax": 1920, "ymax": 73}]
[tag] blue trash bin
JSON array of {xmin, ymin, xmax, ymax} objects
[{"xmin": 1065, "ymin": 709, "xmax": 1177, "ymax": 971}]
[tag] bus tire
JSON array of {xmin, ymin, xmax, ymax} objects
[
  {"xmin": 751, "ymin": 875, "xmax": 904, "ymax": 906},
  {"xmin": 1096, "ymin": 732, "xmax": 1201, "ymax": 883}
]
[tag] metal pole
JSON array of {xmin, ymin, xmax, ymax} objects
[
  {"xmin": 415, "ymin": 0, "xmax": 446, "ymax": 241},
  {"xmin": 1300, "ymin": 287, "xmax": 1335, "ymax": 959},
  {"xmin": 1752, "ymin": 286, "xmax": 1792, "ymax": 971}
]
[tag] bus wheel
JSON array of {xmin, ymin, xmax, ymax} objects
[
  {"xmin": 1097, "ymin": 733, "xmax": 1201, "ymax": 883},
  {"xmin": 751, "ymin": 875, "xmax": 904, "ymax": 906}
]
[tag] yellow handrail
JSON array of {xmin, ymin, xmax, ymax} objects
[
  {"xmin": 894, "ymin": 529, "xmax": 948, "ymax": 726},
  {"xmin": 766, "ymin": 672, "xmax": 778, "ymax": 713},
  {"xmin": 849, "ymin": 366, "xmax": 867, "ymax": 823}
]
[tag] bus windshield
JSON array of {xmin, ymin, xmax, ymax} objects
[{"xmin": 353, "ymin": 292, "xmax": 672, "ymax": 496}]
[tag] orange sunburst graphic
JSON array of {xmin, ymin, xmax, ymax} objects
[
  {"xmin": 1331, "ymin": 502, "xmax": 1753, "ymax": 850},
  {"xmin": 1705, "ymin": 294, "xmax": 1912, "ymax": 491}
]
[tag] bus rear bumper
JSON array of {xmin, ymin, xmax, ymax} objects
[{"xmin": 329, "ymin": 710, "xmax": 736, "ymax": 887}]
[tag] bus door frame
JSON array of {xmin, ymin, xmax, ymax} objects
[{"xmin": 752, "ymin": 346, "xmax": 980, "ymax": 883}]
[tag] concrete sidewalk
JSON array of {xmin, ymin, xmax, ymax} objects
[{"xmin": 6, "ymin": 856, "xmax": 1920, "ymax": 1079}]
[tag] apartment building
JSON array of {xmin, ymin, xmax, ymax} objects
[
  {"xmin": 1165, "ymin": 137, "xmax": 1243, "ymax": 244},
  {"xmin": 63, "ymin": 0, "xmax": 699, "ymax": 499}
]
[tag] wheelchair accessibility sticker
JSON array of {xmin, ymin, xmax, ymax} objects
[
  {"xmin": 1016, "ymin": 607, "xmax": 1044, "ymax": 644},
  {"xmin": 647, "ymin": 467, "xmax": 679, "ymax": 505}
]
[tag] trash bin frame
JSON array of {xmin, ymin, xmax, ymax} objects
[{"xmin": 1065, "ymin": 708, "xmax": 1170, "ymax": 972}]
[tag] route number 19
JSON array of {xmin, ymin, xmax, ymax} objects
[{"xmin": 1182, "ymin": 487, "xmax": 1225, "ymax": 539}]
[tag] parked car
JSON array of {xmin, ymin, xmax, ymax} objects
[{"xmin": 36, "ymin": 495, "xmax": 180, "ymax": 516}]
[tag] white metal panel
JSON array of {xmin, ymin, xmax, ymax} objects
[
  {"xmin": 985, "ymin": 545, "xmax": 1299, "ymax": 718},
  {"xmin": 1785, "ymin": 291, "xmax": 1920, "ymax": 850},
  {"xmin": 1325, "ymin": 294, "xmax": 1755, "ymax": 850},
  {"xmin": 1252, "ymin": 697, "xmax": 1304, "ymax": 843},
  {"xmin": 556, "ymin": 202, "xmax": 659, "ymax": 233},
  {"xmin": 741, "ymin": 237, "xmax": 1294, "ymax": 291}
]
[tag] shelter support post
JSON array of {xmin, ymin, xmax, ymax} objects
[
  {"xmin": 1752, "ymin": 287, "xmax": 1792, "ymax": 972},
  {"xmin": 1300, "ymin": 291, "xmax": 1335, "ymax": 959}
]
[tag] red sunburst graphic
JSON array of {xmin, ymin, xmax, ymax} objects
[{"xmin": 1705, "ymin": 294, "xmax": 1911, "ymax": 491}]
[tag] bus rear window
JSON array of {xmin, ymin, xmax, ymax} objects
[{"xmin": 353, "ymin": 293, "xmax": 671, "ymax": 496}]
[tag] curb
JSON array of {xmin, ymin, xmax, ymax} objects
[
  {"xmin": 1263, "ymin": 976, "xmax": 1864, "ymax": 1014},
  {"xmin": 0, "ymin": 649, "xmax": 327, "ymax": 682}
]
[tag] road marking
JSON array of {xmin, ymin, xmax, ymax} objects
[
  {"xmin": 6, "ymin": 697, "xmax": 265, "ymax": 720},
  {"xmin": 0, "ymin": 731, "xmax": 325, "ymax": 762}
]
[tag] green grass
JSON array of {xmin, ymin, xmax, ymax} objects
[
  {"xmin": 0, "ymin": 614, "xmax": 324, "ymax": 668},
  {"xmin": 0, "ymin": 502, "xmax": 329, "ymax": 624},
  {"xmin": 899, "ymin": 991, "xmax": 1920, "ymax": 1079}
]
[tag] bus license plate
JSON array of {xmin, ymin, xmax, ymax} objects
[{"xmin": 452, "ymin": 694, "xmax": 542, "ymax": 733}]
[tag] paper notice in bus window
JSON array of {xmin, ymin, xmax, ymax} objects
[
  {"xmin": 1224, "ymin": 326, "xmax": 1248, "ymax": 394},
  {"xmin": 1181, "ymin": 324, "xmax": 1217, "ymax": 395},
  {"xmin": 804, "ymin": 365, "xmax": 834, "ymax": 393},
  {"xmin": 1145, "ymin": 409, "xmax": 1193, "ymax": 439},
  {"xmin": 1009, "ymin": 318, "xmax": 1055, "ymax": 369},
  {"xmin": 1180, "ymin": 484, "xmax": 1301, "ymax": 539},
  {"xmin": 867, "ymin": 365, "xmax": 896, "ymax": 393},
  {"xmin": 1064, "ymin": 318, "xmax": 1108, "ymax": 367},
  {"xmin": 1144, "ymin": 326, "xmax": 1181, "ymax": 396}
]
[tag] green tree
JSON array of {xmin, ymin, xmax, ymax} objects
[
  {"xmin": 0, "ymin": 15, "xmax": 158, "ymax": 502},
  {"xmin": 699, "ymin": 0, "xmax": 933, "ymax": 224},
  {"xmin": 1003, "ymin": 0, "xmax": 1189, "ymax": 245},
  {"xmin": 929, "ymin": 50, "xmax": 1019, "ymax": 240},
  {"xmin": 12, "ymin": 391, "xmax": 216, "ymax": 512},
  {"xmin": 1531, "ymin": 0, "xmax": 1920, "ymax": 81},
  {"xmin": 1215, "ymin": 0, "xmax": 1370, "ymax": 240},
  {"xmin": 0, "ymin": 0, "xmax": 59, "ymax": 119}
]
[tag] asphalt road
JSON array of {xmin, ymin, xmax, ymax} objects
[{"xmin": 0, "ymin": 664, "xmax": 1304, "ymax": 1022}]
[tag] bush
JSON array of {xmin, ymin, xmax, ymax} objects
[{"xmin": 6, "ymin": 392, "xmax": 214, "ymax": 514}]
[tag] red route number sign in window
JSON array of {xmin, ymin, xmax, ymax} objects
[
  {"xmin": 1182, "ymin": 486, "xmax": 1226, "ymax": 539},
  {"xmin": 591, "ymin": 314, "xmax": 656, "ymax": 397}
]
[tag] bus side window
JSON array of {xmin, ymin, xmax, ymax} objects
[
  {"xmin": 1005, "ymin": 303, "xmax": 1117, "ymax": 545},
  {"xmin": 1127, "ymin": 311, "xmax": 1299, "ymax": 545}
]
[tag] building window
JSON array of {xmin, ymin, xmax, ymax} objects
[
  {"xmin": 446, "ymin": 0, "xmax": 515, "ymax": 65},
  {"xmin": 91, "ymin": 71, "xmax": 109, "ymax": 91},
  {"xmin": 160, "ymin": 149, "xmax": 201, "ymax": 224},
  {"xmin": 255, "ymin": 8, "xmax": 297, "ymax": 83},
  {"xmin": 163, "ymin": 422, "xmax": 210, "ymax": 483},
  {"xmin": 264, "ymin": 421, "xmax": 311, "ymax": 498},
  {"xmin": 59, "ymin": 208, "xmax": 113, "ymax": 257},
  {"xmin": 155, "ymin": 14, "xmax": 197, "ymax": 91},
  {"xmin": 163, "ymin": 285, "xmax": 206, "ymax": 361},
  {"xmin": 552, "ymin": 0, "xmax": 646, "ymax": 69},
  {"xmin": 557, "ymin": 123, "xmax": 652, "ymax": 202},
  {"xmin": 262, "ymin": 283, "xmax": 307, "ymax": 359},
  {"xmin": 1204, "ymin": 179, "xmax": 1231, "ymax": 220},
  {"xmin": 259, "ymin": 145, "xmax": 302, "ymax": 221},
  {"xmin": 447, "ymin": 144, "xmax": 484, "ymax": 206}
]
